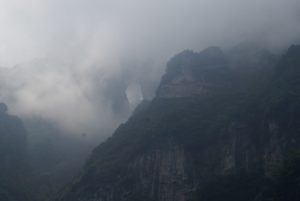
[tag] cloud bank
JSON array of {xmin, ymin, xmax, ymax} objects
[{"xmin": 0, "ymin": 0, "xmax": 299, "ymax": 137}]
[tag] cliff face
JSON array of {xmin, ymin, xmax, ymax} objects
[{"xmin": 56, "ymin": 45, "xmax": 300, "ymax": 201}]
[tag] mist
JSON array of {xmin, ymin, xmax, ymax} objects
[{"xmin": 0, "ymin": 0, "xmax": 299, "ymax": 137}]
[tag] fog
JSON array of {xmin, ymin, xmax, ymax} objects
[{"xmin": 0, "ymin": 0, "xmax": 299, "ymax": 137}]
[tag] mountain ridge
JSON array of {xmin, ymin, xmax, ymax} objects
[{"xmin": 55, "ymin": 44, "xmax": 300, "ymax": 201}]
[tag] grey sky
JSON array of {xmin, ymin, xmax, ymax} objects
[
  {"xmin": 0, "ymin": 0, "xmax": 299, "ymax": 136},
  {"xmin": 1, "ymin": 0, "xmax": 299, "ymax": 66}
]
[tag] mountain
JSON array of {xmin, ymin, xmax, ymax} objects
[
  {"xmin": 55, "ymin": 45, "xmax": 300, "ymax": 201},
  {"xmin": 0, "ymin": 103, "xmax": 33, "ymax": 201}
]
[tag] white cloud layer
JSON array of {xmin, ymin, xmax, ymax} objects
[{"xmin": 0, "ymin": 0, "xmax": 299, "ymax": 137}]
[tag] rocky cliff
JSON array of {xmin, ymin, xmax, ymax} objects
[{"xmin": 56, "ymin": 45, "xmax": 300, "ymax": 201}]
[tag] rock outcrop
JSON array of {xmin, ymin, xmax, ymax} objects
[{"xmin": 157, "ymin": 47, "xmax": 232, "ymax": 98}]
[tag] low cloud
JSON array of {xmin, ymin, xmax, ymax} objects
[{"xmin": 0, "ymin": 0, "xmax": 299, "ymax": 137}]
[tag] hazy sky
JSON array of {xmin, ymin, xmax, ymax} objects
[
  {"xmin": 0, "ymin": 0, "xmax": 299, "ymax": 136},
  {"xmin": 0, "ymin": 0, "xmax": 299, "ymax": 66}
]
